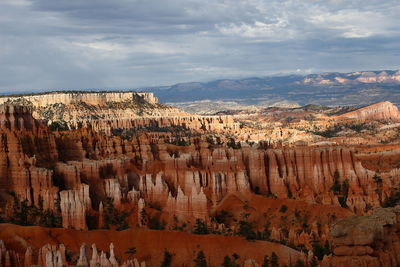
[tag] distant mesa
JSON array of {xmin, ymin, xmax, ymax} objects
[
  {"xmin": 0, "ymin": 91, "xmax": 159, "ymax": 106},
  {"xmin": 336, "ymin": 101, "xmax": 400, "ymax": 121}
]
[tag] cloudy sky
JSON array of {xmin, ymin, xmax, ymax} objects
[{"xmin": 0, "ymin": 0, "xmax": 399, "ymax": 92}]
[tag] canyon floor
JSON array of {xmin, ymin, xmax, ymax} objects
[{"xmin": 1, "ymin": 91, "xmax": 400, "ymax": 267}]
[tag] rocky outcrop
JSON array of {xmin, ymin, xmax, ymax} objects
[
  {"xmin": 0, "ymin": 240, "xmax": 146, "ymax": 267},
  {"xmin": 2, "ymin": 100, "xmax": 400, "ymax": 266},
  {"xmin": 0, "ymin": 92, "xmax": 241, "ymax": 135},
  {"xmin": 323, "ymin": 207, "xmax": 400, "ymax": 267},
  {"xmin": 0, "ymin": 240, "xmax": 21, "ymax": 267},
  {"xmin": 60, "ymin": 184, "xmax": 91, "ymax": 230},
  {"xmin": 2, "ymin": 106, "xmax": 397, "ymax": 229},
  {"xmin": 0, "ymin": 92, "xmax": 158, "ymax": 106},
  {"xmin": 337, "ymin": 101, "xmax": 400, "ymax": 121}
]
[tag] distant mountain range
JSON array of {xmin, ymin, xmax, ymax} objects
[
  {"xmin": 1, "ymin": 70, "xmax": 399, "ymax": 112},
  {"xmin": 142, "ymin": 70, "xmax": 400, "ymax": 109}
]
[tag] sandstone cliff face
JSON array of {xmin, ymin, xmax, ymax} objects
[
  {"xmin": 323, "ymin": 207, "xmax": 400, "ymax": 267},
  {"xmin": 0, "ymin": 92, "xmax": 158, "ymax": 107},
  {"xmin": 0, "ymin": 92, "xmax": 241, "ymax": 135},
  {"xmin": 1, "ymin": 103, "xmax": 398, "ymax": 229},
  {"xmin": 337, "ymin": 101, "xmax": 400, "ymax": 121},
  {"xmin": 0, "ymin": 105, "xmax": 59, "ymax": 217},
  {"xmin": 2, "ymin": 100, "xmax": 400, "ymax": 266}
]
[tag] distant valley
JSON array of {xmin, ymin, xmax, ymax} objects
[{"xmin": 143, "ymin": 70, "xmax": 400, "ymax": 113}]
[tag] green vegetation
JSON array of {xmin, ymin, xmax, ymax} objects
[
  {"xmin": 383, "ymin": 188, "xmax": 400, "ymax": 207},
  {"xmin": 261, "ymin": 223, "xmax": 271, "ymax": 241},
  {"xmin": 294, "ymin": 259, "xmax": 306, "ymax": 267},
  {"xmin": 165, "ymin": 138, "xmax": 191, "ymax": 146},
  {"xmin": 310, "ymin": 257, "xmax": 318, "ymax": 267},
  {"xmin": 193, "ymin": 218, "xmax": 209, "ymax": 235},
  {"xmin": 279, "ymin": 205, "xmax": 288, "ymax": 213},
  {"xmin": 221, "ymin": 254, "xmax": 240, "ymax": 267},
  {"xmin": 160, "ymin": 249, "xmax": 173, "ymax": 267},
  {"xmin": 270, "ymin": 252, "xmax": 279, "ymax": 267},
  {"xmin": 148, "ymin": 215, "xmax": 166, "ymax": 230},
  {"xmin": 194, "ymin": 251, "xmax": 208, "ymax": 267},
  {"xmin": 48, "ymin": 120, "xmax": 69, "ymax": 131},
  {"xmin": 312, "ymin": 240, "xmax": 331, "ymax": 260},
  {"xmin": 140, "ymin": 209, "xmax": 148, "ymax": 226},
  {"xmin": 212, "ymin": 210, "xmax": 232, "ymax": 225},
  {"xmin": 12, "ymin": 195, "xmax": 62, "ymax": 227},
  {"xmin": 226, "ymin": 138, "xmax": 241, "ymax": 149},
  {"xmin": 330, "ymin": 170, "xmax": 349, "ymax": 208},
  {"xmin": 311, "ymin": 122, "xmax": 377, "ymax": 138},
  {"xmin": 86, "ymin": 214, "xmax": 98, "ymax": 230},
  {"xmin": 262, "ymin": 255, "xmax": 270, "ymax": 267},
  {"xmin": 124, "ymin": 247, "xmax": 137, "ymax": 260},
  {"xmin": 237, "ymin": 220, "xmax": 256, "ymax": 241},
  {"xmin": 102, "ymin": 197, "xmax": 129, "ymax": 230}
]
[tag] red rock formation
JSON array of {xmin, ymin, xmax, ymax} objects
[
  {"xmin": 323, "ymin": 207, "xmax": 400, "ymax": 267},
  {"xmin": 0, "ymin": 240, "xmax": 21, "ymax": 267},
  {"xmin": 2, "ymin": 99, "xmax": 400, "ymax": 266},
  {"xmin": 60, "ymin": 184, "xmax": 91, "ymax": 230},
  {"xmin": 337, "ymin": 101, "xmax": 400, "ymax": 121}
]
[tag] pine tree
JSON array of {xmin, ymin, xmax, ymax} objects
[
  {"xmin": 194, "ymin": 219, "xmax": 209, "ymax": 234},
  {"xmin": 160, "ymin": 250, "xmax": 173, "ymax": 267},
  {"xmin": 271, "ymin": 252, "xmax": 279, "ymax": 267},
  {"xmin": 262, "ymin": 255, "xmax": 270, "ymax": 267},
  {"xmin": 194, "ymin": 251, "xmax": 207, "ymax": 267}
]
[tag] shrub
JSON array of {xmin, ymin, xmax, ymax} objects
[
  {"xmin": 262, "ymin": 255, "xmax": 270, "ymax": 267},
  {"xmin": 48, "ymin": 120, "xmax": 69, "ymax": 131},
  {"xmin": 227, "ymin": 138, "xmax": 241, "ymax": 149},
  {"xmin": 312, "ymin": 241, "xmax": 326, "ymax": 260},
  {"xmin": 12, "ymin": 195, "xmax": 62, "ymax": 227},
  {"xmin": 149, "ymin": 216, "xmax": 165, "ymax": 230},
  {"xmin": 279, "ymin": 205, "xmax": 288, "ymax": 213},
  {"xmin": 221, "ymin": 254, "xmax": 240, "ymax": 267},
  {"xmin": 193, "ymin": 219, "xmax": 209, "ymax": 235},
  {"xmin": 194, "ymin": 251, "xmax": 208, "ymax": 267},
  {"xmin": 102, "ymin": 197, "xmax": 129, "ymax": 230},
  {"xmin": 124, "ymin": 247, "xmax": 137, "ymax": 260},
  {"xmin": 160, "ymin": 249, "xmax": 173, "ymax": 267},
  {"xmin": 238, "ymin": 220, "xmax": 256, "ymax": 241},
  {"xmin": 383, "ymin": 189, "xmax": 400, "ymax": 207},
  {"xmin": 212, "ymin": 210, "xmax": 232, "ymax": 225},
  {"xmin": 294, "ymin": 259, "xmax": 306, "ymax": 267},
  {"xmin": 270, "ymin": 252, "xmax": 279, "ymax": 267}
]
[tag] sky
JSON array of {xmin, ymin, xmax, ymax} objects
[{"xmin": 0, "ymin": 0, "xmax": 399, "ymax": 92}]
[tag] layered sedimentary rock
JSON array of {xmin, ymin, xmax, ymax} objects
[
  {"xmin": 2, "ymin": 97, "xmax": 400, "ymax": 266},
  {"xmin": 0, "ymin": 92, "xmax": 240, "ymax": 134},
  {"xmin": 0, "ymin": 240, "xmax": 21, "ymax": 267},
  {"xmin": 0, "ymin": 92, "xmax": 158, "ymax": 106},
  {"xmin": 1, "ymin": 103, "xmax": 398, "ymax": 229},
  {"xmin": 337, "ymin": 101, "xmax": 400, "ymax": 121},
  {"xmin": 323, "ymin": 207, "xmax": 400, "ymax": 267},
  {"xmin": 60, "ymin": 184, "xmax": 91, "ymax": 230}
]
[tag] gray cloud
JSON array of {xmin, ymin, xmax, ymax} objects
[{"xmin": 0, "ymin": 0, "xmax": 399, "ymax": 92}]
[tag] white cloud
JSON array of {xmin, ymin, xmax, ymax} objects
[
  {"xmin": 308, "ymin": 9, "xmax": 397, "ymax": 38},
  {"xmin": 216, "ymin": 18, "xmax": 296, "ymax": 40},
  {"xmin": 0, "ymin": 0, "xmax": 399, "ymax": 90}
]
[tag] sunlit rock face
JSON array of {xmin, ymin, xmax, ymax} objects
[
  {"xmin": 337, "ymin": 101, "xmax": 400, "ymax": 121},
  {"xmin": 1, "ymin": 93, "xmax": 400, "ymax": 267}
]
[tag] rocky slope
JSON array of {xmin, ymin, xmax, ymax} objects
[
  {"xmin": 322, "ymin": 207, "xmax": 400, "ymax": 267},
  {"xmin": 0, "ymin": 91, "xmax": 239, "ymax": 135},
  {"xmin": 2, "ymin": 93, "xmax": 400, "ymax": 266},
  {"xmin": 337, "ymin": 101, "xmax": 400, "ymax": 121}
]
